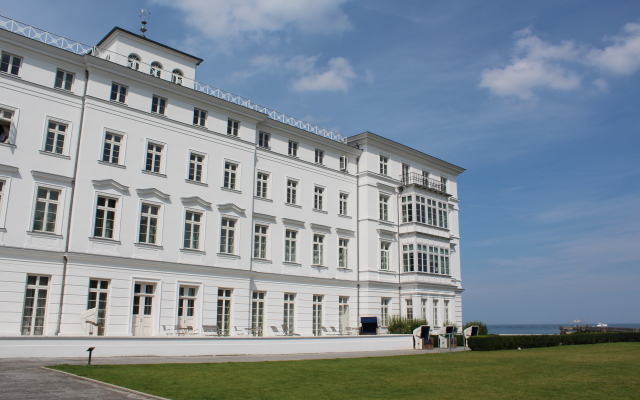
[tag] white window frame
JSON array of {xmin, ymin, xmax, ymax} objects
[
  {"xmin": 403, "ymin": 244, "xmax": 414, "ymax": 272},
  {"xmin": 258, "ymin": 131, "xmax": 270, "ymax": 149},
  {"xmin": 283, "ymin": 293, "xmax": 295, "ymax": 334},
  {"xmin": 127, "ymin": 53, "xmax": 141, "ymax": 70},
  {"xmin": 21, "ymin": 274, "xmax": 50, "ymax": 336},
  {"xmin": 380, "ymin": 241, "xmax": 391, "ymax": 271},
  {"xmin": 338, "ymin": 238, "xmax": 349, "ymax": 269},
  {"xmin": 136, "ymin": 200, "xmax": 163, "ymax": 246},
  {"xmin": 312, "ymin": 295, "xmax": 323, "ymax": 336},
  {"xmin": 183, "ymin": 208, "xmax": 204, "ymax": 251},
  {"xmin": 315, "ymin": 149, "xmax": 324, "ymax": 164},
  {"xmin": 151, "ymin": 95, "xmax": 167, "ymax": 115},
  {"xmin": 30, "ymin": 183, "xmax": 65, "ymax": 235},
  {"xmin": 187, "ymin": 150, "xmax": 207, "ymax": 183},
  {"xmin": 217, "ymin": 288, "xmax": 233, "ymax": 336},
  {"xmin": 401, "ymin": 195, "xmax": 413, "ymax": 223},
  {"xmin": 339, "ymin": 192, "xmax": 349, "ymax": 216},
  {"xmin": 110, "ymin": 82, "xmax": 128, "ymax": 103},
  {"xmin": 256, "ymin": 171, "xmax": 269, "ymax": 199},
  {"xmin": 0, "ymin": 176, "xmax": 10, "ymax": 229},
  {"xmin": 92, "ymin": 195, "xmax": 119, "ymax": 240},
  {"xmin": 222, "ymin": 160, "xmax": 240, "ymax": 190},
  {"xmin": 87, "ymin": 278, "xmax": 110, "ymax": 335},
  {"xmin": 171, "ymin": 69, "xmax": 184, "ymax": 85},
  {"xmin": 100, "ymin": 128, "xmax": 127, "ymax": 166},
  {"xmin": 1, "ymin": 52, "xmax": 22, "ymax": 76},
  {"xmin": 381, "ymin": 298, "xmax": 390, "ymax": 327},
  {"xmin": 251, "ymin": 291, "xmax": 266, "ymax": 337},
  {"xmin": 284, "ymin": 229, "xmax": 298, "ymax": 263},
  {"xmin": 143, "ymin": 139, "xmax": 167, "ymax": 174},
  {"xmin": 227, "ymin": 118, "xmax": 239, "ymax": 136},
  {"xmin": 0, "ymin": 104, "xmax": 19, "ymax": 146},
  {"xmin": 312, "ymin": 234, "xmax": 325, "ymax": 266},
  {"xmin": 314, "ymin": 186, "xmax": 324, "ymax": 211},
  {"xmin": 194, "ymin": 108, "xmax": 207, "ymax": 127},
  {"xmin": 406, "ymin": 299, "xmax": 413, "ymax": 319},
  {"xmin": 219, "ymin": 217, "xmax": 237, "ymax": 254},
  {"xmin": 54, "ymin": 69, "xmax": 74, "ymax": 91},
  {"xmin": 433, "ymin": 299, "xmax": 439, "ymax": 326},
  {"xmin": 253, "ymin": 224, "xmax": 268, "ymax": 259},
  {"xmin": 340, "ymin": 156, "xmax": 348, "ymax": 171},
  {"xmin": 41, "ymin": 117, "xmax": 72, "ymax": 156},
  {"xmin": 379, "ymin": 194, "xmax": 390, "ymax": 221},
  {"xmin": 379, "ymin": 155, "xmax": 389, "ymax": 175},
  {"xmin": 288, "ymin": 140, "xmax": 298, "ymax": 157},
  {"xmin": 286, "ymin": 179, "xmax": 298, "ymax": 205},
  {"xmin": 150, "ymin": 61, "xmax": 163, "ymax": 77}
]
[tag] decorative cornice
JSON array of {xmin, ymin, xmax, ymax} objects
[
  {"xmin": 336, "ymin": 228, "xmax": 356, "ymax": 237},
  {"xmin": 180, "ymin": 196, "xmax": 211, "ymax": 208},
  {"xmin": 217, "ymin": 203, "xmax": 246, "ymax": 216},
  {"xmin": 376, "ymin": 182, "xmax": 398, "ymax": 193},
  {"xmin": 91, "ymin": 179, "xmax": 129, "ymax": 193},
  {"xmin": 136, "ymin": 187, "xmax": 170, "ymax": 201},
  {"xmin": 376, "ymin": 229, "xmax": 397, "ymax": 238},
  {"xmin": 32, "ymin": 170, "xmax": 73, "ymax": 184},
  {"xmin": 310, "ymin": 223, "xmax": 331, "ymax": 233},
  {"xmin": 0, "ymin": 163, "xmax": 19, "ymax": 174},
  {"xmin": 282, "ymin": 218, "xmax": 305, "ymax": 228},
  {"xmin": 253, "ymin": 213, "xmax": 277, "ymax": 223}
]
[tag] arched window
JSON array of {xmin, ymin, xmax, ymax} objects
[
  {"xmin": 150, "ymin": 61, "xmax": 163, "ymax": 78},
  {"xmin": 171, "ymin": 69, "xmax": 184, "ymax": 85},
  {"xmin": 127, "ymin": 54, "xmax": 141, "ymax": 70}
]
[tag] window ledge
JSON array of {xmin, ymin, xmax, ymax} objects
[
  {"xmin": 254, "ymin": 196, "xmax": 273, "ymax": 202},
  {"xmin": 378, "ymin": 269, "xmax": 396, "ymax": 274},
  {"xmin": 192, "ymin": 124, "xmax": 208, "ymax": 130},
  {"xmin": 151, "ymin": 112, "xmax": 168, "ymax": 118},
  {"xmin": 185, "ymin": 179, "xmax": 208, "ymax": 187},
  {"xmin": 0, "ymin": 142, "xmax": 16, "ymax": 149},
  {"xmin": 285, "ymin": 203, "xmax": 301, "ymax": 209},
  {"xmin": 0, "ymin": 227, "xmax": 6, "ymax": 233},
  {"xmin": 337, "ymin": 267, "xmax": 352, "ymax": 271},
  {"xmin": 220, "ymin": 187, "xmax": 241, "ymax": 194},
  {"xmin": 27, "ymin": 231, "xmax": 63, "ymax": 239},
  {"xmin": 283, "ymin": 261, "xmax": 301, "ymax": 266},
  {"xmin": 180, "ymin": 248, "xmax": 205, "ymax": 255},
  {"xmin": 338, "ymin": 214, "xmax": 352, "ymax": 219},
  {"xmin": 89, "ymin": 236, "xmax": 121, "ymax": 244},
  {"xmin": 39, "ymin": 150, "xmax": 70, "ymax": 160},
  {"xmin": 98, "ymin": 160, "xmax": 126, "ymax": 169},
  {"xmin": 311, "ymin": 264, "xmax": 328, "ymax": 269},
  {"xmin": 217, "ymin": 252, "xmax": 240, "ymax": 259},
  {"xmin": 53, "ymin": 87, "xmax": 74, "ymax": 94},
  {"xmin": 141, "ymin": 170, "xmax": 167, "ymax": 178},
  {"xmin": 313, "ymin": 209, "xmax": 328, "ymax": 214},
  {"xmin": 252, "ymin": 258, "xmax": 272, "ymax": 264},
  {"xmin": 109, "ymin": 100, "xmax": 128, "ymax": 106},
  {"xmin": 0, "ymin": 71, "xmax": 21, "ymax": 79},
  {"xmin": 134, "ymin": 242, "xmax": 164, "ymax": 250},
  {"xmin": 257, "ymin": 145, "xmax": 271, "ymax": 150}
]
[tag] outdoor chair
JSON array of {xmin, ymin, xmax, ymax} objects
[
  {"xmin": 282, "ymin": 324, "xmax": 300, "ymax": 336},
  {"xmin": 271, "ymin": 326, "xmax": 287, "ymax": 336},
  {"xmin": 234, "ymin": 326, "xmax": 247, "ymax": 336},
  {"xmin": 202, "ymin": 325, "xmax": 220, "ymax": 336},
  {"xmin": 322, "ymin": 326, "xmax": 340, "ymax": 336},
  {"xmin": 329, "ymin": 326, "xmax": 342, "ymax": 335},
  {"xmin": 162, "ymin": 325, "xmax": 175, "ymax": 336}
]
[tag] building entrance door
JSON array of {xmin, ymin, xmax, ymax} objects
[
  {"xmin": 132, "ymin": 283, "xmax": 155, "ymax": 336},
  {"xmin": 178, "ymin": 285, "xmax": 197, "ymax": 328}
]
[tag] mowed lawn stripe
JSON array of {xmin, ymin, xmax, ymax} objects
[{"xmin": 50, "ymin": 343, "xmax": 640, "ymax": 400}]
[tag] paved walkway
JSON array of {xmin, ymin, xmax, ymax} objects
[{"xmin": 0, "ymin": 347, "xmax": 467, "ymax": 399}]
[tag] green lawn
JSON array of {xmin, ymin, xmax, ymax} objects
[{"xmin": 51, "ymin": 343, "xmax": 640, "ymax": 400}]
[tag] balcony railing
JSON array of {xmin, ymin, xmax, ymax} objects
[
  {"xmin": 400, "ymin": 172, "xmax": 448, "ymax": 194},
  {"xmin": 0, "ymin": 15, "xmax": 348, "ymax": 144}
]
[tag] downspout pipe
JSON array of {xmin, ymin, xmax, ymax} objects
[
  {"xmin": 355, "ymin": 156, "xmax": 360, "ymax": 325},
  {"xmin": 55, "ymin": 69, "xmax": 89, "ymax": 336}
]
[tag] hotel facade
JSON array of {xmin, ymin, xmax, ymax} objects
[{"xmin": 0, "ymin": 17, "xmax": 465, "ymax": 338}]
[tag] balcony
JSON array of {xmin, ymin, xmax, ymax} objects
[{"xmin": 400, "ymin": 172, "xmax": 448, "ymax": 195}]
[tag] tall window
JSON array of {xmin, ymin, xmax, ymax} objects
[
  {"xmin": 145, "ymin": 142, "xmax": 163, "ymax": 173},
  {"xmin": 403, "ymin": 244, "xmax": 414, "ymax": 272},
  {"xmin": 193, "ymin": 108, "xmax": 206, "ymax": 126},
  {"xmin": 338, "ymin": 239, "xmax": 349, "ymax": 268},
  {"xmin": 171, "ymin": 69, "xmax": 184, "ymax": 85},
  {"xmin": 429, "ymin": 246, "xmax": 440, "ymax": 274},
  {"xmin": 178, "ymin": 286, "xmax": 197, "ymax": 326},
  {"xmin": 315, "ymin": 149, "xmax": 324, "ymax": 164},
  {"xmin": 288, "ymin": 140, "xmax": 298, "ymax": 157},
  {"xmin": 339, "ymin": 297, "xmax": 349, "ymax": 334},
  {"xmin": 258, "ymin": 132, "xmax": 270, "ymax": 148},
  {"xmin": 219, "ymin": 218, "xmax": 236, "ymax": 254},
  {"xmin": 138, "ymin": 203, "xmax": 159, "ymax": 245},
  {"xmin": 417, "ymin": 245, "xmax": 428, "ymax": 272},
  {"xmin": 427, "ymin": 199, "xmax": 437, "ymax": 226},
  {"xmin": 433, "ymin": 300, "xmax": 439, "ymax": 326},
  {"xmin": 314, "ymin": 187, "xmax": 324, "ymax": 210},
  {"xmin": 402, "ymin": 195, "xmax": 413, "ymax": 223},
  {"xmin": 416, "ymin": 196, "xmax": 426, "ymax": 223},
  {"xmin": 183, "ymin": 211, "xmax": 202, "ymax": 250},
  {"xmin": 54, "ymin": 69, "xmax": 74, "ymax": 91},
  {"xmin": 379, "ymin": 155, "xmax": 388, "ymax": 175},
  {"xmin": 87, "ymin": 279, "xmax": 109, "ymax": 335},
  {"xmin": 0, "ymin": 108, "xmax": 14, "ymax": 144},
  {"xmin": 150, "ymin": 61, "xmax": 162, "ymax": 77},
  {"xmin": 44, "ymin": 121, "xmax": 67, "ymax": 154},
  {"xmin": 127, "ymin": 54, "xmax": 140, "ymax": 70},
  {"xmin": 441, "ymin": 248, "xmax": 450, "ymax": 275},
  {"xmin": 286, "ymin": 180, "xmax": 297, "ymax": 204},
  {"xmin": 21, "ymin": 275, "xmax": 49, "ymax": 335},
  {"xmin": 438, "ymin": 202, "xmax": 448, "ymax": 228},
  {"xmin": 0, "ymin": 180, "xmax": 5, "ymax": 221},
  {"xmin": 312, "ymin": 295, "xmax": 323, "ymax": 336},
  {"xmin": 340, "ymin": 156, "xmax": 348, "ymax": 171},
  {"xmin": 102, "ymin": 132, "xmax": 123, "ymax": 164},
  {"xmin": 402, "ymin": 164, "xmax": 410, "ymax": 180},
  {"xmin": 151, "ymin": 95, "xmax": 167, "ymax": 115},
  {"xmin": 421, "ymin": 299, "xmax": 428, "ymax": 322},
  {"xmin": 379, "ymin": 194, "xmax": 389, "ymax": 221},
  {"xmin": 256, "ymin": 172, "xmax": 268, "ymax": 198},
  {"xmin": 1, "ymin": 52, "xmax": 22, "ymax": 75},
  {"xmin": 94, "ymin": 196, "xmax": 117, "ymax": 239},
  {"xmin": 223, "ymin": 162, "xmax": 238, "ymax": 190},
  {"xmin": 444, "ymin": 300, "xmax": 450, "ymax": 324},
  {"xmin": 313, "ymin": 234, "xmax": 324, "ymax": 266},
  {"xmin": 188, "ymin": 152, "xmax": 205, "ymax": 182},
  {"xmin": 381, "ymin": 298, "xmax": 390, "ymax": 327},
  {"xmin": 283, "ymin": 293, "xmax": 295, "ymax": 335},
  {"xmin": 251, "ymin": 292, "xmax": 265, "ymax": 337},
  {"xmin": 339, "ymin": 193, "xmax": 348, "ymax": 216},
  {"xmin": 441, "ymin": 177, "xmax": 448, "ymax": 192},
  {"xmin": 110, "ymin": 83, "xmax": 127, "ymax": 103},
  {"xmin": 285, "ymin": 230, "xmax": 297, "ymax": 263},
  {"xmin": 406, "ymin": 299, "xmax": 413, "ymax": 319},
  {"xmin": 217, "ymin": 289, "xmax": 232, "ymax": 336},
  {"xmin": 227, "ymin": 118, "xmax": 239, "ymax": 136},
  {"xmin": 32, "ymin": 187, "xmax": 60, "ymax": 233},
  {"xmin": 254, "ymin": 225, "xmax": 268, "ymax": 259},
  {"xmin": 380, "ymin": 242, "xmax": 390, "ymax": 270}
]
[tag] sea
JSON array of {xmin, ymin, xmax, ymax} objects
[{"xmin": 486, "ymin": 323, "xmax": 640, "ymax": 335}]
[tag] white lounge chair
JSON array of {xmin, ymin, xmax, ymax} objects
[{"xmin": 271, "ymin": 326, "xmax": 287, "ymax": 336}]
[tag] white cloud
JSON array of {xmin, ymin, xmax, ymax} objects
[
  {"xmin": 593, "ymin": 78, "xmax": 609, "ymax": 93},
  {"xmin": 152, "ymin": 0, "xmax": 351, "ymax": 40},
  {"xmin": 292, "ymin": 57, "xmax": 358, "ymax": 92},
  {"xmin": 587, "ymin": 23, "xmax": 640, "ymax": 75},
  {"xmin": 479, "ymin": 30, "xmax": 581, "ymax": 100}
]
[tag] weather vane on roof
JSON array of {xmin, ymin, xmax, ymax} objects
[{"xmin": 140, "ymin": 9, "xmax": 151, "ymax": 38}]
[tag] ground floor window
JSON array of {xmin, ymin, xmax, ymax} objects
[
  {"xmin": 21, "ymin": 275, "xmax": 49, "ymax": 336},
  {"xmin": 283, "ymin": 293, "xmax": 295, "ymax": 335},
  {"xmin": 217, "ymin": 289, "xmax": 232, "ymax": 336},
  {"xmin": 339, "ymin": 296, "xmax": 349, "ymax": 334},
  {"xmin": 444, "ymin": 300, "xmax": 450, "ymax": 324},
  {"xmin": 313, "ymin": 295, "xmax": 323, "ymax": 336},
  {"xmin": 381, "ymin": 298, "xmax": 390, "ymax": 326},
  {"xmin": 433, "ymin": 299, "xmax": 439, "ymax": 326},
  {"xmin": 87, "ymin": 279, "xmax": 109, "ymax": 335},
  {"xmin": 406, "ymin": 299, "xmax": 413, "ymax": 319},
  {"xmin": 178, "ymin": 286, "xmax": 197, "ymax": 328},
  {"xmin": 251, "ymin": 291, "xmax": 265, "ymax": 336}
]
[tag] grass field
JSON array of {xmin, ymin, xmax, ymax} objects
[{"xmin": 51, "ymin": 343, "xmax": 640, "ymax": 400}]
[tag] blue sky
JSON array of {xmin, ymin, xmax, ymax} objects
[{"xmin": 3, "ymin": 0, "xmax": 639, "ymax": 324}]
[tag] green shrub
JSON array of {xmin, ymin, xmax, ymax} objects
[
  {"xmin": 467, "ymin": 332, "xmax": 640, "ymax": 351},
  {"xmin": 386, "ymin": 315, "xmax": 428, "ymax": 334},
  {"xmin": 463, "ymin": 320, "xmax": 489, "ymax": 335}
]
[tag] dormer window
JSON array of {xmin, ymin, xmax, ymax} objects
[
  {"xmin": 150, "ymin": 62, "xmax": 162, "ymax": 78},
  {"xmin": 127, "ymin": 54, "xmax": 141, "ymax": 70},
  {"xmin": 171, "ymin": 69, "xmax": 183, "ymax": 85}
]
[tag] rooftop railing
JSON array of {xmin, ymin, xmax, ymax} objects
[
  {"xmin": 400, "ymin": 172, "xmax": 448, "ymax": 194},
  {"xmin": 0, "ymin": 15, "xmax": 349, "ymax": 144}
]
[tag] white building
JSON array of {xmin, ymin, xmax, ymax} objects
[{"xmin": 0, "ymin": 17, "xmax": 465, "ymax": 338}]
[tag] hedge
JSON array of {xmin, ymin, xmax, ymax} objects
[{"xmin": 467, "ymin": 332, "xmax": 640, "ymax": 351}]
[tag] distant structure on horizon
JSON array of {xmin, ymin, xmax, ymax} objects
[{"xmin": 0, "ymin": 15, "xmax": 465, "ymax": 338}]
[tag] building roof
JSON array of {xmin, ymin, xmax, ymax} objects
[{"xmin": 96, "ymin": 27, "xmax": 204, "ymax": 65}]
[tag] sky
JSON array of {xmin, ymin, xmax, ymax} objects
[{"xmin": 2, "ymin": 0, "xmax": 639, "ymax": 324}]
